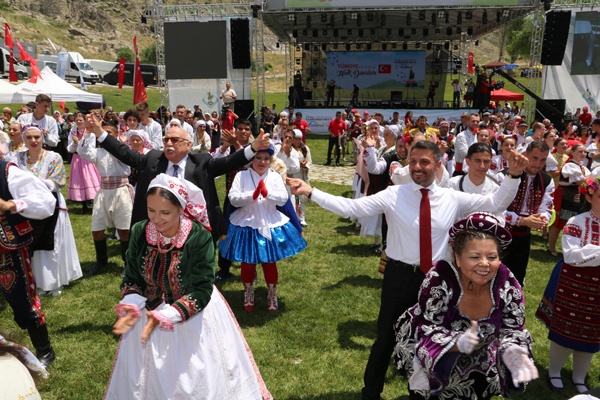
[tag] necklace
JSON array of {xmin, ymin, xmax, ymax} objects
[
  {"xmin": 27, "ymin": 151, "xmax": 40, "ymax": 164},
  {"xmin": 156, "ymin": 226, "xmax": 180, "ymax": 254}
]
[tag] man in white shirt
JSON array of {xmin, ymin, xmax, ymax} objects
[
  {"xmin": 453, "ymin": 113, "xmax": 480, "ymax": 176},
  {"xmin": 170, "ymin": 104, "xmax": 193, "ymax": 136},
  {"xmin": 220, "ymin": 81, "xmax": 237, "ymax": 110},
  {"xmin": 136, "ymin": 101, "xmax": 163, "ymax": 150},
  {"xmin": 17, "ymin": 94, "xmax": 58, "ymax": 148},
  {"xmin": 288, "ymin": 141, "xmax": 528, "ymax": 400}
]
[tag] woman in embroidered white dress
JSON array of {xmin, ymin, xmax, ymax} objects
[
  {"xmin": 106, "ymin": 174, "xmax": 272, "ymax": 400},
  {"xmin": 490, "ymin": 133, "xmax": 516, "ymax": 176},
  {"xmin": 8, "ymin": 125, "xmax": 82, "ymax": 296},
  {"xmin": 67, "ymin": 113, "xmax": 100, "ymax": 213}
]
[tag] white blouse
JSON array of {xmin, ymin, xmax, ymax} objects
[
  {"xmin": 77, "ymin": 133, "xmax": 131, "ymax": 177},
  {"xmin": 563, "ymin": 211, "xmax": 600, "ymax": 267}
]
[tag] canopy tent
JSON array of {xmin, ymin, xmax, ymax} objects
[
  {"xmin": 490, "ymin": 88, "xmax": 524, "ymax": 102},
  {"xmin": 14, "ymin": 67, "xmax": 102, "ymax": 103},
  {"xmin": 0, "ymin": 79, "xmax": 36, "ymax": 104}
]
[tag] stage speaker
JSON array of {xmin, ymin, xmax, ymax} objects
[
  {"xmin": 535, "ymin": 99, "xmax": 566, "ymax": 131},
  {"xmin": 231, "ymin": 18, "xmax": 251, "ymax": 69},
  {"xmin": 541, "ymin": 11, "xmax": 571, "ymax": 65},
  {"xmin": 303, "ymin": 90, "xmax": 312, "ymax": 100},
  {"xmin": 234, "ymin": 99, "xmax": 255, "ymax": 121},
  {"xmin": 391, "ymin": 91, "xmax": 402, "ymax": 102},
  {"xmin": 380, "ymin": 101, "xmax": 391, "ymax": 108},
  {"xmin": 368, "ymin": 100, "xmax": 380, "ymax": 108},
  {"xmin": 288, "ymin": 86, "xmax": 304, "ymax": 107}
]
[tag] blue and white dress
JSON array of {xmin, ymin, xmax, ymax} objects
[{"xmin": 218, "ymin": 168, "xmax": 306, "ymax": 264}]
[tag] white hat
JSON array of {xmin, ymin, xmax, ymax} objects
[
  {"xmin": 126, "ymin": 129, "xmax": 153, "ymax": 151},
  {"xmin": 195, "ymin": 120, "xmax": 206, "ymax": 128},
  {"xmin": 148, "ymin": 174, "xmax": 211, "ymax": 230},
  {"xmin": 293, "ymin": 129, "xmax": 303, "ymax": 139},
  {"xmin": 169, "ymin": 119, "xmax": 182, "ymax": 127},
  {"xmin": 366, "ymin": 119, "xmax": 380, "ymax": 127},
  {"xmin": 386, "ymin": 125, "xmax": 400, "ymax": 138},
  {"xmin": 206, "ymin": 120, "xmax": 214, "ymax": 128}
]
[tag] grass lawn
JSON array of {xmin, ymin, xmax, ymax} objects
[{"xmin": 0, "ymin": 135, "xmax": 594, "ymax": 400}]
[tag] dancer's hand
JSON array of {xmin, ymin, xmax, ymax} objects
[
  {"xmin": 141, "ymin": 312, "xmax": 160, "ymax": 344},
  {"xmin": 502, "ymin": 345, "xmax": 539, "ymax": 387},
  {"xmin": 456, "ymin": 320, "xmax": 479, "ymax": 354},
  {"xmin": 113, "ymin": 305, "xmax": 141, "ymax": 335}
]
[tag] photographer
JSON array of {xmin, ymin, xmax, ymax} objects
[{"xmin": 220, "ymin": 106, "xmax": 238, "ymax": 133}]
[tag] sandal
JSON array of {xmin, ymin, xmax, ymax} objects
[{"xmin": 547, "ymin": 375, "xmax": 564, "ymax": 392}]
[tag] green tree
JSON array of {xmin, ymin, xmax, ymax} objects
[
  {"xmin": 115, "ymin": 47, "xmax": 134, "ymax": 63},
  {"xmin": 505, "ymin": 14, "xmax": 542, "ymax": 63},
  {"xmin": 141, "ymin": 43, "xmax": 156, "ymax": 64}
]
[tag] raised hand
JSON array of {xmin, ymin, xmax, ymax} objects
[
  {"xmin": 286, "ymin": 178, "xmax": 313, "ymax": 197},
  {"xmin": 456, "ymin": 320, "xmax": 479, "ymax": 354},
  {"xmin": 505, "ymin": 149, "xmax": 529, "ymax": 176},
  {"xmin": 252, "ymin": 128, "xmax": 271, "ymax": 152}
]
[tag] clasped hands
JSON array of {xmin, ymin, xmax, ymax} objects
[
  {"xmin": 457, "ymin": 321, "xmax": 538, "ymax": 387},
  {"xmin": 252, "ymin": 179, "xmax": 268, "ymax": 200}
]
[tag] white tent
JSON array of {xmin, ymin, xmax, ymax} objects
[
  {"xmin": 0, "ymin": 79, "xmax": 36, "ymax": 104},
  {"xmin": 14, "ymin": 67, "xmax": 103, "ymax": 103}
]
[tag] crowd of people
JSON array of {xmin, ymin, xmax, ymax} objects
[{"xmin": 1, "ymin": 90, "xmax": 600, "ymax": 399}]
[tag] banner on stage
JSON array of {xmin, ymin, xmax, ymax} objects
[
  {"xmin": 284, "ymin": 0, "xmax": 519, "ymax": 8},
  {"xmin": 296, "ymin": 108, "xmax": 474, "ymax": 134},
  {"xmin": 326, "ymin": 51, "xmax": 425, "ymax": 91}
]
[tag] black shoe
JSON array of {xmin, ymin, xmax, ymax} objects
[
  {"xmin": 324, "ymin": 162, "xmax": 331, "ymax": 166},
  {"xmin": 214, "ymin": 270, "xmax": 233, "ymax": 283},
  {"xmin": 89, "ymin": 261, "xmax": 107, "ymax": 276},
  {"xmin": 546, "ymin": 374, "xmax": 564, "ymax": 393},
  {"xmin": 37, "ymin": 346, "xmax": 56, "ymax": 368}
]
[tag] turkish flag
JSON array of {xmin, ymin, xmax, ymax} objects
[
  {"xmin": 117, "ymin": 57, "xmax": 126, "ymax": 89},
  {"xmin": 378, "ymin": 64, "xmax": 391, "ymax": 74},
  {"xmin": 16, "ymin": 40, "xmax": 40, "ymax": 80},
  {"xmin": 4, "ymin": 23, "xmax": 13, "ymax": 49},
  {"xmin": 132, "ymin": 36, "xmax": 147, "ymax": 104},
  {"xmin": 468, "ymin": 52, "xmax": 474, "ymax": 74},
  {"xmin": 59, "ymin": 102, "xmax": 66, "ymax": 113}
]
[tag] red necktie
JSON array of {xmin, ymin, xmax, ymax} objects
[{"xmin": 419, "ymin": 188, "xmax": 432, "ymax": 275}]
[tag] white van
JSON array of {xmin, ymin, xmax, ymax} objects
[
  {"xmin": 0, "ymin": 48, "xmax": 29, "ymax": 80},
  {"xmin": 88, "ymin": 59, "xmax": 118, "ymax": 82},
  {"xmin": 38, "ymin": 51, "xmax": 100, "ymax": 84}
]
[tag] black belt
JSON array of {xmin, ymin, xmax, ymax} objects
[{"xmin": 387, "ymin": 258, "xmax": 420, "ymax": 272}]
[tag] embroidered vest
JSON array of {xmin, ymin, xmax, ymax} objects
[
  {"xmin": 504, "ymin": 169, "xmax": 551, "ymax": 234},
  {"xmin": 0, "ymin": 161, "xmax": 34, "ymax": 252}
]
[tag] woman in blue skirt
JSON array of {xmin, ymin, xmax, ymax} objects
[{"xmin": 218, "ymin": 145, "xmax": 306, "ymax": 312}]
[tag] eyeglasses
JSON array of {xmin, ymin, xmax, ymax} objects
[{"xmin": 162, "ymin": 137, "xmax": 190, "ymax": 145}]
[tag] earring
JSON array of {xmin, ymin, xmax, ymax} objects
[{"xmin": 467, "ymin": 280, "xmax": 473, "ymax": 291}]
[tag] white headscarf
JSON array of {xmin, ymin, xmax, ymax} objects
[{"xmin": 148, "ymin": 174, "xmax": 211, "ymax": 231}]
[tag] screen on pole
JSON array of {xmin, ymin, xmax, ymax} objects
[
  {"xmin": 164, "ymin": 21, "xmax": 227, "ymax": 80},
  {"xmin": 571, "ymin": 12, "xmax": 600, "ymax": 75}
]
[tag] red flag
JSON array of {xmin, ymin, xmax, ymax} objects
[
  {"xmin": 468, "ymin": 52, "xmax": 474, "ymax": 74},
  {"xmin": 4, "ymin": 24, "xmax": 17, "ymax": 82},
  {"xmin": 16, "ymin": 40, "xmax": 40, "ymax": 80},
  {"xmin": 132, "ymin": 37, "xmax": 147, "ymax": 104},
  {"xmin": 118, "ymin": 57, "xmax": 126, "ymax": 89},
  {"xmin": 4, "ymin": 23, "xmax": 13, "ymax": 49},
  {"xmin": 59, "ymin": 102, "xmax": 66, "ymax": 113}
]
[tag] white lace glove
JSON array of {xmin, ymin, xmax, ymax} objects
[
  {"xmin": 502, "ymin": 345, "xmax": 539, "ymax": 387},
  {"xmin": 409, "ymin": 355, "xmax": 430, "ymax": 390},
  {"xmin": 456, "ymin": 321, "xmax": 479, "ymax": 354}
]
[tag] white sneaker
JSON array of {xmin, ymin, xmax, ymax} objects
[{"xmin": 300, "ymin": 221, "xmax": 308, "ymax": 227}]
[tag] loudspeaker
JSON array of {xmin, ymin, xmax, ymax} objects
[
  {"xmin": 288, "ymin": 86, "xmax": 304, "ymax": 107},
  {"xmin": 234, "ymin": 99, "xmax": 255, "ymax": 121},
  {"xmin": 231, "ymin": 19, "xmax": 251, "ymax": 69},
  {"xmin": 541, "ymin": 11, "xmax": 571, "ymax": 65},
  {"xmin": 535, "ymin": 99, "xmax": 566, "ymax": 131}
]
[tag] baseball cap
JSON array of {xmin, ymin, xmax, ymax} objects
[
  {"xmin": 583, "ymin": 106, "xmax": 589, "ymax": 111},
  {"xmin": 364, "ymin": 110, "xmax": 369, "ymax": 115},
  {"xmin": 439, "ymin": 121, "xmax": 449, "ymax": 127}
]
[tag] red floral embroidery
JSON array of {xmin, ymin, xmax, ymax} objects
[{"xmin": 563, "ymin": 223, "xmax": 582, "ymax": 238}]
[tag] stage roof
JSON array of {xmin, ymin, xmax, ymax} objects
[{"xmin": 263, "ymin": 0, "xmax": 540, "ymax": 43}]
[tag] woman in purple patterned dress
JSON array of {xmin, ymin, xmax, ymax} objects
[{"xmin": 394, "ymin": 213, "xmax": 538, "ymax": 399}]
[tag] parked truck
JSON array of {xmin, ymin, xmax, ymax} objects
[
  {"xmin": 37, "ymin": 51, "xmax": 100, "ymax": 84},
  {"xmin": 0, "ymin": 48, "xmax": 29, "ymax": 80}
]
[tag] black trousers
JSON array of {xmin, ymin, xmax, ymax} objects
[
  {"xmin": 501, "ymin": 232, "xmax": 530, "ymax": 287},
  {"xmin": 362, "ymin": 259, "xmax": 425, "ymax": 400},
  {"xmin": 326, "ymin": 136, "xmax": 340, "ymax": 164},
  {"xmin": 1, "ymin": 248, "xmax": 46, "ymax": 329}
]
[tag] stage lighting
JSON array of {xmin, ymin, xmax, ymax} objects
[
  {"xmin": 321, "ymin": 44, "xmax": 327, "ymax": 52},
  {"xmin": 350, "ymin": 12, "xmax": 358, "ymax": 20},
  {"xmin": 276, "ymin": 42, "xmax": 280, "ymax": 48},
  {"xmin": 411, "ymin": 28, "xmax": 417, "ymax": 35},
  {"xmin": 366, "ymin": 43, "xmax": 372, "ymax": 50},
  {"xmin": 358, "ymin": 29, "xmax": 364, "ymax": 37},
  {"xmin": 415, "ymin": 42, "xmax": 421, "ymax": 49},
  {"xmin": 343, "ymin": 14, "xmax": 347, "ymax": 25},
  {"xmin": 367, "ymin": 12, "xmax": 374, "ymax": 22},
  {"xmin": 381, "ymin": 14, "xmax": 386, "ymax": 26},
  {"xmin": 251, "ymin": 4, "xmax": 260, "ymax": 18},
  {"xmin": 370, "ymin": 28, "xmax": 376, "ymax": 35},
  {"xmin": 445, "ymin": 12, "xmax": 449, "ymax": 23},
  {"xmin": 419, "ymin": 11, "xmax": 425, "ymax": 20},
  {"xmin": 456, "ymin": 27, "xmax": 461, "ymax": 34},
  {"xmin": 475, "ymin": 39, "xmax": 479, "ymax": 46},
  {"xmin": 288, "ymin": 14, "xmax": 295, "ymax": 22},
  {"xmin": 437, "ymin": 11, "xmax": 445, "ymax": 19},
  {"xmin": 444, "ymin": 42, "xmax": 450, "ymax": 50},
  {"xmin": 333, "ymin": 29, "xmax": 339, "ymax": 37},
  {"xmin": 399, "ymin": 28, "xmax": 405, "ymax": 36},
  {"xmin": 387, "ymin": 28, "xmax": 392, "ymax": 35},
  {"xmin": 392, "ymin": 43, "xmax": 397, "ymax": 49},
  {"xmin": 346, "ymin": 43, "xmax": 351, "ymax": 51},
  {"xmin": 403, "ymin": 42, "xmax": 408, "ymax": 50},
  {"xmin": 382, "ymin": 43, "xmax": 387, "ymax": 50},
  {"xmin": 502, "ymin": 9, "xmax": 510, "ymax": 18},
  {"xmin": 313, "ymin": 45, "xmax": 319, "ymax": 51},
  {"xmin": 453, "ymin": 44, "xmax": 459, "ymax": 50},
  {"xmin": 321, "ymin": 13, "xmax": 328, "ymax": 23},
  {"xmin": 466, "ymin": 11, "xmax": 473, "ymax": 20},
  {"xmin": 313, "ymin": 58, "xmax": 319, "ymax": 65},
  {"xmin": 323, "ymin": 29, "xmax": 328, "ymax": 36},
  {"xmin": 423, "ymin": 28, "xmax": 429, "ymax": 37},
  {"xmin": 292, "ymin": 30, "xmax": 298, "ymax": 38},
  {"xmin": 295, "ymin": 58, "xmax": 301, "ymax": 65},
  {"xmin": 313, "ymin": 81, "xmax": 318, "ymax": 88},
  {"xmin": 467, "ymin": 27, "xmax": 473, "ymax": 35},
  {"xmin": 482, "ymin": 10, "xmax": 488, "ymax": 24},
  {"xmin": 431, "ymin": 12, "xmax": 436, "ymax": 25},
  {"xmin": 298, "ymin": 45, "xmax": 303, "ymax": 51},
  {"xmin": 306, "ymin": 15, "xmax": 311, "ymax": 28},
  {"xmin": 544, "ymin": 0, "xmax": 552, "ymax": 11},
  {"xmin": 356, "ymin": 14, "xmax": 362, "ymax": 26},
  {"xmin": 447, "ymin": 27, "xmax": 452, "ymax": 35},
  {"xmin": 313, "ymin": 29, "xmax": 318, "ymax": 37},
  {"xmin": 347, "ymin": 29, "xmax": 352, "ymax": 35},
  {"xmin": 406, "ymin": 13, "xmax": 412, "ymax": 26},
  {"xmin": 457, "ymin": 12, "xmax": 462, "ymax": 24},
  {"xmin": 333, "ymin": 44, "xmax": 338, "ymax": 50},
  {"xmin": 426, "ymin": 42, "xmax": 432, "ymax": 50},
  {"xmin": 330, "ymin": 15, "xmax": 335, "ymax": 27}
]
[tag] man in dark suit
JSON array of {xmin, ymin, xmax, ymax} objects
[{"xmin": 87, "ymin": 114, "xmax": 270, "ymax": 278}]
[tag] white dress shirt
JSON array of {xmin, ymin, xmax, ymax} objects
[
  {"xmin": 167, "ymin": 156, "xmax": 188, "ymax": 179},
  {"xmin": 77, "ymin": 133, "xmax": 131, "ymax": 177},
  {"xmin": 140, "ymin": 119, "xmax": 164, "ymax": 150},
  {"xmin": 17, "ymin": 113, "xmax": 59, "ymax": 147},
  {"xmin": 311, "ymin": 177, "xmax": 519, "ymax": 264},
  {"xmin": 453, "ymin": 129, "xmax": 476, "ymax": 164}
]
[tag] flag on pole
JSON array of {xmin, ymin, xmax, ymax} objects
[
  {"xmin": 133, "ymin": 36, "xmax": 147, "ymax": 104},
  {"xmin": 118, "ymin": 57, "xmax": 126, "ymax": 89},
  {"xmin": 468, "ymin": 52, "xmax": 474, "ymax": 74},
  {"xmin": 4, "ymin": 24, "xmax": 17, "ymax": 82},
  {"xmin": 16, "ymin": 40, "xmax": 40, "ymax": 81},
  {"xmin": 77, "ymin": 64, "xmax": 88, "ymax": 91}
]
